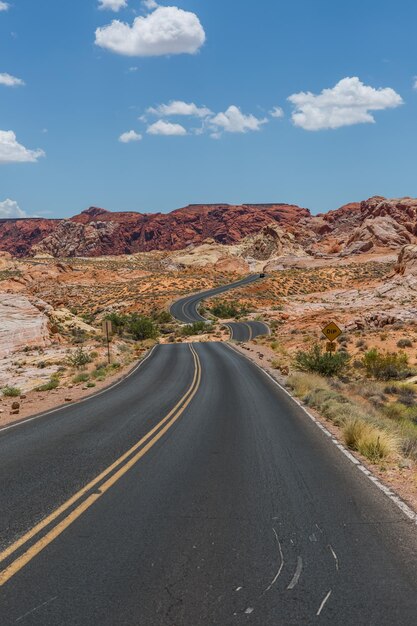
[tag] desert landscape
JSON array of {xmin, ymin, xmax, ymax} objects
[{"xmin": 1, "ymin": 196, "xmax": 417, "ymax": 508}]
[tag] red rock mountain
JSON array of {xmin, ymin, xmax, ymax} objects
[{"xmin": 0, "ymin": 197, "xmax": 416, "ymax": 258}]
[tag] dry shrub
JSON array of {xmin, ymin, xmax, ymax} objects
[
  {"xmin": 287, "ymin": 372, "xmax": 330, "ymax": 398},
  {"xmin": 343, "ymin": 419, "xmax": 398, "ymax": 463}
]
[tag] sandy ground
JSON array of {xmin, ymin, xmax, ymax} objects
[{"xmin": 230, "ymin": 340, "xmax": 417, "ymax": 516}]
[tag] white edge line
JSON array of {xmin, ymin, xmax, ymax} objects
[
  {"xmin": 223, "ymin": 342, "xmax": 417, "ymax": 526},
  {"xmin": 287, "ymin": 556, "xmax": 303, "ymax": 590},
  {"xmin": 0, "ymin": 345, "xmax": 158, "ymax": 434},
  {"xmin": 316, "ymin": 590, "xmax": 332, "ymax": 616},
  {"xmin": 263, "ymin": 528, "xmax": 284, "ymax": 593}
]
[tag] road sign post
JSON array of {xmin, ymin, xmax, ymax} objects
[
  {"xmin": 322, "ymin": 322, "xmax": 342, "ymax": 357},
  {"xmin": 102, "ymin": 319, "xmax": 112, "ymax": 364},
  {"xmin": 322, "ymin": 322, "xmax": 342, "ymax": 343}
]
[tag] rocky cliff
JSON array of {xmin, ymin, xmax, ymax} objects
[{"xmin": 0, "ymin": 196, "xmax": 416, "ymax": 258}]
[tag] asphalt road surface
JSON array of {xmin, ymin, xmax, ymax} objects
[
  {"xmin": 1, "ymin": 342, "xmax": 417, "ymax": 625},
  {"xmin": 170, "ymin": 274, "xmax": 269, "ymax": 341}
]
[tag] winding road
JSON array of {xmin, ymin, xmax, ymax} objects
[
  {"xmin": 1, "ymin": 279, "xmax": 417, "ymax": 624},
  {"xmin": 170, "ymin": 274, "xmax": 270, "ymax": 342}
]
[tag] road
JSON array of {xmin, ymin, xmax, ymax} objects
[
  {"xmin": 1, "ymin": 342, "xmax": 417, "ymax": 625},
  {"xmin": 169, "ymin": 274, "xmax": 269, "ymax": 342}
]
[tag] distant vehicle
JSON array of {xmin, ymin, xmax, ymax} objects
[{"xmin": 259, "ymin": 273, "xmax": 266, "ymax": 278}]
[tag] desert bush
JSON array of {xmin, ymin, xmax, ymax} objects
[
  {"xmin": 181, "ymin": 321, "xmax": 208, "ymax": 336},
  {"xmin": 397, "ymin": 338, "xmax": 413, "ymax": 349},
  {"xmin": 362, "ymin": 349, "xmax": 412, "ymax": 381},
  {"xmin": 294, "ymin": 343, "xmax": 350, "ymax": 377},
  {"xmin": 129, "ymin": 315, "xmax": 158, "ymax": 341},
  {"xmin": 152, "ymin": 310, "xmax": 172, "ymax": 324},
  {"xmin": 35, "ymin": 378, "xmax": 59, "ymax": 392},
  {"xmin": 67, "ymin": 347, "xmax": 92, "ymax": 369},
  {"xmin": 2, "ymin": 386, "xmax": 21, "ymax": 397},
  {"xmin": 210, "ymin": 301, "xmax": 248, "ymax": 319},
  {"xmin": 105, "ymin": 312, "xmax": 128, "ymax": 334},
  {"xmin": 287, "ymin": 372, "xmax": 331, "ymax": 398},
  {"xmin": 343, "ymin": 419, "xmax": 397, "ymax": 462},
  {"xmin": 72, "ymin": 372, "xmax": 90, "ymax": 384}
]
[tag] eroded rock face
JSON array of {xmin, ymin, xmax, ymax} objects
[
  {"xmin": 0, "ymin": 196, "xmax": 416, "ymax": 258},
  {"xmin": 0, "ymin": 294, "xmax": 50, "ymax": 358},
  {"xmin": 395, "ymin": 245, "xmax": 417, "ymax": 276},
  {"xmin": 240, "ymin": 223, "xmax": 306, "ymax": 261},
  {"xmin": 0, "ymin": 204, "xmax": 311, "ymax": 257},
  {"xmin": 341, "ymin": 216, "xmax": 413, "ymax": 256}
]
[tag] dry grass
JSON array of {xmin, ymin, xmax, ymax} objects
[
  {"xmin": 288, "ymin": 372, "xmax": 409, "ymax": 464},
  {"xmin": 343, "ymin": 419, "xmax": 398, "ymax": 462},
  {"xmin": 287, "ymin": 372, "xmax": 330, "ymax": 398}
]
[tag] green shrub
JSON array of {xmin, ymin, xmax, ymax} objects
[
  {"xmin": 72, "ymin": 373, "xmax": 90, "ymax": 384},
  {"xmin": 67, "ymin": 347, "xmax": 92, "ymax": 369},
  {"xmin": 362, "ymin": 349, "xmax": 412, "ymax": 380},
  {"xmin": 294, "ymin": 343, "xmax": 350, "ymax": 377},
  {"xmin": 397, "ymin": 338, "xmax": 413, "ymax": 349},
  {"xmin": 35, "ymin": 378, "xmax": 59, "ymax": 392},
  {"xmin": 181, "ymin": 321, "xmax": 208, "ymax": 336},
  {"xmin": 210, "ymin": 301, "xmax": 248, "ymax": 319},
  {"xmin": 104, "ymin": 312, "xmax": 128, "ymax": 334},
  {"xmin": 129, "ymin": 315, "xmax": 158, "ymax": 341},
  {"xmin": 153, "ymin": 310, "xmax": 172, "ymax": 324},
  {"xmin": 2, "ymin": 386, "xmax": 21, "ymax": 397}
]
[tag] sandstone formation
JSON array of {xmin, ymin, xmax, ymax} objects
[
  {"xmin": 0, "ymin": 196, "xmax": 416, "ymax": 258},
  {"xmin": 395, "ymin": 244, "xmax": 417, "ymax": 276},
  {"xmin": 341, "ymin": 216, "xmax": 413, "ymax": 256},
  {"xmin": 0, "ymin": 294, "xmax": 50, "ymax": 358},
  {"xmin": 240, "ymin": 223, "xmax": 306, "ymax": 261}
]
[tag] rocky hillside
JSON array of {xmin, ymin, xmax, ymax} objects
[{"xmin": 0, "ymin": 197, "xmax": 416, "ymax": 258}]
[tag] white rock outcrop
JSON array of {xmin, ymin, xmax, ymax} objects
[{"xmin": 0, "ymin": 293, "xmax": 50, "ymax": 358}]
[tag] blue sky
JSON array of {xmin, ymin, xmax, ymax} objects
[{"xmin": 1, "ymin": 0, "xmax": 417, "ymax": 218}]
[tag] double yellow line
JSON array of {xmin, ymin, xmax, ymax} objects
[{"xmin": 0, "ymin": 344, "xmax": 202, "ymax": 587}]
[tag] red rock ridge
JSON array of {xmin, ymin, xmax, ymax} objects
[{"xmin": 0, "ymin": 197, "xmax": 416, "ymax": 258}]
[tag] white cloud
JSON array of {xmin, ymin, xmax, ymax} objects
[
  {"xmin": 119, "ymin": 129, "xmax": 142, "ymax": 143},
  {"xmin": 98, "ymin": 0, "xmax": 127, "ymax": 11},
  {"xmin": 288, "ymin": 77, "xmax": 403, "ymax": 131},
  {"xmin": 0, "ymin": 2, "xmax": 10, "ymax": 11},
  {"xmin": 0, "ymin": 199, "xmax": 26, "ymax": 218},
  {"xmin": 95, "ymin": 6, "xmax": 205, "ymax": 57},
  {"xmin": 146, "ymin": 120, "xmax": 187, "ymax": 136},
  {"xmin": 0, "ymin": 73, "xmax": 25, "ymax": 87},
  {"xmin": 270, "ymin": 106, "xmax": 284, "ymax": 118},
  {"xmin": 0, "ymin": 130, "xmax": 45, "ymax": 163},
  {"xmin": 413, "ymin": 76, "xmax": 417, "ymax": 90},
  {"xmin": 210, "ymin": 105, "xmax": 268, "ymax": 135},
  {"xmin": 147, "ymin": 100, "xmax": 212, "ymax": 118},
  {"xmin": 142, "ymin": 0, "xmax": 158, "ymax": 9}
]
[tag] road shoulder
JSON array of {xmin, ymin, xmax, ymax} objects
[
  {"xmin": 0, "ymin": 346, "xmax": 156, "ymax": 431},
  {"xmin": 228, "ymin": 340, "xmax": 417, "ymax": 520}
]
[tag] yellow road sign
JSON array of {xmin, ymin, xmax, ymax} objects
[
  {"xmin": 322, "ymin": 321, "xmax": 342, "ymax": 342},
  {"xmin": 326, "ymin": 342, "xmax": 337, "ymax": 353}
]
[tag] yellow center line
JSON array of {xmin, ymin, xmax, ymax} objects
[{"xmin": 0, "ymin": 344, "xmax": 202, "ymax": 587}]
